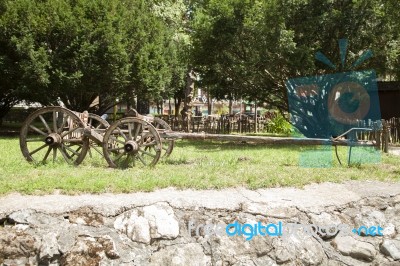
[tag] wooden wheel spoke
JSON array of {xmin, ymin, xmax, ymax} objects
[
  {"xmin": 63, "ymin": 145, "xmax": 81, "ymax": 157},
  {"xmin": 58, "ymin": 147, "xmax": 71, "ymax": 162},
  {"xmin": 123, "ymin": 154, "xmax": 131, "ymax": 168},
  {"xmin": 29, "ymin": 143, "xmax": 48, "ymax": 156},
  {"xmin": 61, "ymin": 126, "xmax": 80, "ymax": 138},
  {"xmin": 88, "ymin": 147, "xmax": 93, "ymax": 158},
  {"xmin": 62, "ymin": 139, "xmax": 83, "ymax": 144},
  {"xmin": 75, "ymin": 145, "xmax": 83, "ymax": 153},
  {"xmin": 26, "ymin": 138, "xmax": 43, "ymax": 142},
  {"xmin": 39, "ymin": 115, "xmax": 52, "ymax": 134},
  {"xmin": 109, "ymin": 136, "xmax": 125, "ymax": 145},
  {"xmin": 113, "ymin": 152, "xmax": 126, "ymax": 163},
  {"xmin": 42, "ymin": 147, "xmax": 52, "ymax": 162},
  {"xmin": 137, "ymin": 154, "xmax": 147, "ymax": 166},
  {"xmin": 142, "ymin": 141, "xmax": 156, "ymax": 147},
  {"xmin": 91, "ymin": 145, "xmax": 103, "ymax": 156},
  {"xmin": 58, "ymin": 115, "xmax": 69, "ymax": 134},
  {"xmin": 53, "ymin": 112, "xmax": 58, "ymax": 132},
  {"xmin": 117, "ymin": 127, "xmax": 128, "ymax": 141},
  {"xmin": 108, "ymin": 146, "xmax": 124, "ymax": 152},
  {"xmin": 139, "ymin": 149, "xmax": 156, "ymax": 158},
  {"xmin": 52, "ymin": 147, "xmax": 57, "ymax": 162},
  {"xmin": 133, "ymin": 123, "xmax": 141, "ymax": 141},
  {"xmin": 29, "ymin": 125, "xmax": 47, "ymax": 137},
  {"xmin": 128, "ymin": 123, "xmax": 133, "ymax": 140}
]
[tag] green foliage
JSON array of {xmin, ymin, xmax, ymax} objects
[
  {"xmin": 264, "ymin": 112, "xmax": 293, "ymax": 135},
  {"xmin": 213, "ymin": 105, "xmax": 229, "ymax": 115},
  {"xmin": 191, "ymin": 0, "xmax": 400, "ymax": 109},
  {"xmin": 1, "ymin": 0, "xmax": 399, "ymax": 121},
  {"xmin": 0, "ymin": 0, "xmax": 189, "ymax": 116}
]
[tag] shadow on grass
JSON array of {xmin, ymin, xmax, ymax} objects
[{"xmin": 162, "ymin": 157, "xmax": 193, "ymax": 165}]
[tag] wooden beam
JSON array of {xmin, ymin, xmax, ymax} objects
[{"xmin": 161, "ymin": 132, "xmax": 376, "ymax": 147}]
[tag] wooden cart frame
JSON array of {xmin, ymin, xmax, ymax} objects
[{"xmin": 19, "ymin": 106, "xmax": 381, "ymax": 168}]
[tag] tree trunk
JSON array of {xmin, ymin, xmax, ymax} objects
[
  {"xmin": 137, "ymin": 97, "xmax": 150, "ymax": 115},
  {"xmin": 207, "ymin": 92, "xmax": 212, "ymax": 115},
  {"xmin": 184, "ymin": 70, "xmax": 196, "ymax": 110}
]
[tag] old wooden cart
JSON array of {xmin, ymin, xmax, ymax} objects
[{"xmin": 19, "ymin": 106, "xmax": 383, "ymax": 168}]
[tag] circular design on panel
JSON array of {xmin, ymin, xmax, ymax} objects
[{"xmin": 328, "ymin": 81, "xmax": 370, "ymax": 125}]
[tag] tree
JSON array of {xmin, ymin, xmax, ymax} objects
[
  {"xmin": 191, "ymin": 0, "xmax": 305, "ymax": 111},
  {"xmin": 151, "ymin": 0, "xmax": 192, "ymax": 116},
  {"xmin": 0, "ymin": 0, "xmax": 190, "ymax": 118},
  {"xmin": 0, "ymin": 0, "xmax": 52, "ymax": 123}
]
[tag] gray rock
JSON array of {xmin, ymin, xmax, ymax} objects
[
  {"xmin": 149, "ymin": 243, "xmax": 211, "ymax": 266},
  {"xmin": 2, "ymin": 257, "xmax": 37, "ymax": 266},
  {"xmin": 0, "ymin": 229, "xmax": 40, "ymax": 261},
  {"xmin": 242, "ymin": 202, "xmax": 298, "ymax": 219},
  {"xmin": 332, "ymin": 235, "xmax": 376, "ymax": 262},
  {"xmin": 271, "ymin": 232, "xmax": 325, "ymax": 265},
  {"xmin": 9, "ymin": 209, "xmax": 61, "ymax": 227},
  {"xmin": 0, "ymin": 183, "xmax": 399, "ymax": 266},
  {"xmin": 67, "ymin": 206, "xmax": 104, "ymax": 227},
  {"xmin": 273, "ymin": 239, "xmax": 296, "ymax": 263},
  {"xmin": 309, "ymin": 212, "xmax": 342, "ymax": 226},
  {"xmin": 58, "ymin": 228, "xmax": 77, "ymax": 254},
  {"xmin": 354, "ymin": 209, "xmax": 386, "ymax": 231},
  {"xmin": 360, "ymin": 197, "xmax": 389, "ymax": 210},
  {"xmin": 114, "ymin": 203, "xmax": 179, "ymax": 244},
  {"xmin": 252, "ymin": 256, "xmax": 277, "ymax": 266},
  {"xmin": 381, "ymin": 239, "xmax": 400, "ymax": 261},
  {"xmin": 8, "ymin": 209, "xmax": 36, "ymax": 224},
  {"xmin": 60, "ymin": 236, "xmax": 120, "ymax": 265},
  {"xmin": 114, "ymin": 210, "xmax": 151, "ymax": 244},
  {"xmin": 12, "ymin": 224, "xmax": 29, "ymax": 231},
  {"xmin": 393, "ymin": 195, "xmax": 400, "ymax": 204},
  {"xmin": 39, "ymin": 232, "xmax": 60, "ymax": 261},
  {"xmin": 380, "ymin": 262, "xmax": 400, "ymax": 266},
  {"xmin": 143, "ymin": 202, "xmax": 180, "ymax": 239}
]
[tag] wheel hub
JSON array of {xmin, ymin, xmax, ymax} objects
[
  {"xmin": 45, "ymin": 133, "xmax": 61, "ymax": 146},
  {"xmin": 124, "ymin": 141, "xmax": 139, "ymax": 153}
]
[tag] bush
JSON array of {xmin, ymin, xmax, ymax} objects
[{"xmin": 264, "ymin": 112, "xmax": 293, "ymax": 135}]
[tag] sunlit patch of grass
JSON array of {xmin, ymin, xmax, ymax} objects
[{"xmin": 0, "ymin": 137, "xmax": 399, "ymax": 195}]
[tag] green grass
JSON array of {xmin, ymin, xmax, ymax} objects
[{"xmin": 0, "ymin": 137, "xmax": 399, "ymax": 195}]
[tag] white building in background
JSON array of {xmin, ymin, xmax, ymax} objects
[{"xmin": 13, "ymin": 101, "xmax": 42, "ymax": 109}]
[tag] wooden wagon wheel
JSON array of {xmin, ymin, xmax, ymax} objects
[
  {"xmin": 152, "ymin": 117, "xmax": 174, "ymax": 157},
  {"xmin": 86, "ymin": 113, "xmax": 110, "ymax": 157},
  {"xmin": 102, "ymin": 117, "xmax": 162, "ymax": 168},
  {"xmin": 20, "ymin": 106, "xmax": 89, "ymax": 165}
]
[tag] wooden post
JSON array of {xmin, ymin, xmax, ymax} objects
[
  {"xmin": 383, "ymin": 120, "xmax": 389, "ymax": 153},
  {"xmin": 239, "ymin": 99, "xmax": 243, "ymax": 134},
  {"xmin": 375, "ymin": 123, "xmax": 381, "ymax": 151},
  {"xmin": 255, "ymin": 101, "xmax": 258, "ymax": 133}
]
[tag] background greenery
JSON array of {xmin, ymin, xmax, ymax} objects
[{"xmin": 1, "ymin": 0, "xmax": 399, "ymax": 123}]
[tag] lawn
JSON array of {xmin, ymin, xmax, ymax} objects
[{"xmin": 0, "ymin": 137, "xmax": 399, "ymax": 195}]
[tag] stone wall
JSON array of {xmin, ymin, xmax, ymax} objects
[{"xmin": 0, "ymin": 182, "xmax": 400, "ymax": 265}]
